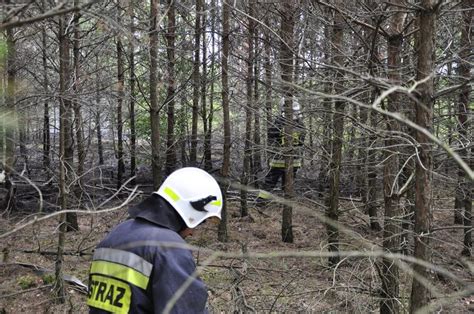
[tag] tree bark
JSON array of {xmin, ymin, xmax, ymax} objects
[
  {"xmin": 253, "ymin": 10, "xmax": 262, "ymax": 185},
  {"xmin": 73, "ymin": 1, "xmax": 85, "ymax": 183},
  {"xmin": 150, "ymin": 0, "xmax": 161, "ymax": 190},
  {"xmin": 179, "ymin": 101, "xmax": 187, "ymax": 166},
  {"xmin": 42, "ymin": 27, "xmax": 51, "ymax": 171},
  {"xmin": 72, "ymin": 0, "xmax": 86, "ymax": 199},
  {"xmin": 264, "ymin": 14, "xmax": 273, "ymax": 167},
  {"xmin": 129, "ymin": 0, "xmax": 137, "ymax": 183},
  {"xmin": 399, "ymin": 20, "xmax": 417, "ymax": 253},
  {"xmin": 18, "ymin": 109, "xmax": 27, "ymax": 177},
  {"xmin": 325, "ymin": 1, "xmax": 345, "ymax": 263},
  {"xmin": 116, "ymin": 36, "xmax": 125, "ymax": 188},
  {"xmin": 0, "ymin": 73, "xmax": 3, "ymax": 163},
  {"xmin": 367, "ymin": 107, "xmax": 381, "ymax": 231},
  {"xmin": 57, "ymin": 11, "xmax": 78, "ymax": 232},
  {"xmin": 3, "ymin": 6, "xmax": 17, "ymax": 213},
  {"xmin": 365, "ymin": 2, "xmax": 381, "ymax": 231},
  {"xmin": 204, "ymin": 0, "xmax": 216, "ymax": 171},
  {"xmin": 190, "ymin": 0, "xmax": 201, "ymax": 166},
  {"xmin": 458, "ymin": 0, "xmax": 472, "ymax": 256},
  {"xmin": 241, "ymin": 0, "xmax": 255, "ymax": 218},
  {"xmin": 279, "ymin": 0, "xmax": 297, "ymax": 243},
  {"xmin": 95, "ymin": 56, "xmax": 104, "ymax": 166},
  {"xmin": 380, "ymin": 4, "xmax": 406, "ymax": 312},
  {"xmin": 316, "ymin": 4, "xmax": 332, "ymax": 199},
  {"xmin": 165, "ymin": 0, "xmax": 177, "ymax": 175},
  {"xmin": 55, "ymin": 12, "xmax": 71, "ymax": 302},
  {"xmin": 201, "ymin": 2, "xmax": 210, "ymax": 171},
  {"xmin": 410, "ymin": 1, "xmax": 438, "ymax": 311},
  {"xmin": 218, "ymin": 0, "xmax": 230, "ymax": 242}
]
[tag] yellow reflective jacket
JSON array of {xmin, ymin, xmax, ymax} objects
[{"xmin": 267, "ymin": 115, "xmax": 305, "ymax": 169}]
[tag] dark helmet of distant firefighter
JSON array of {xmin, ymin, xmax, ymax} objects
[{"xmin": 156, "ymin": 167, "xmax": 223, "ymax": 228}]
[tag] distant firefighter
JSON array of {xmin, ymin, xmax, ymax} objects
[{"xmin": 257, "ymin": 97, "xmax": 305, "ymax": 206}]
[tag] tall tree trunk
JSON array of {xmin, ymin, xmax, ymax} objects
[
  {"xmin": 264, "ymin": 14, "xmax": 273, "ymax": 165},
  {"xmin": 358, "ymin": 103, "xmax": 368, "ymax": 199},
  {"xmin": 458, "ymin": 0, "xmax": 472, "ymax": 256},
  {"xmin": 410, "ymin": 1, "xmax": 438, "ymax": 311},
  {"xmin": 116, "ymin": 37, "xmax": 125, "ymax": 188},
  {"xmin": 399, "ymin": 20, "xmax": 417, "ymax": 254},
  {"xmin": 57, "ymin": 13, "xmax": 78, "ymax": 232},
  {"xmin": 365, "ymin": 4, "xmax": 381, "ymax": 231},
  {"xmin": 165, "ymin": 0, "xmax": 177, "ymax": 175},
  {"xmin": 200, "ymin": 1, "xmax": 211, "ymax": 170},
  {"xmin": 464, "ymin": 145, "xmax": 473, "ymax": 256},
  {"xmin": 18, "ymin": 55, "xmax": 27, "ymax": 176},
  {"xmin": 325, "ymin": 2, "xmax": 344, "ymax": 263},
  {"xmin": 241, "ymin": 0, "xmax": 254, "ymax": 218},
  {"xmin": 317, "ymin": 6, "xmax": 332, "ymax": 198},
  {"xmin": 253, "ymin": 16, "xmax": 262, "ymax": 185},
  {"xmin": 96, "ymin": 111, "xmax": 103, "ymax": 165},
  {"xmin": 204, "ymin": 0, "xmax": 216, "ymax": 171},
  {"xmin": 95, "ymin": 56, "xmax": 104, "ymax": 166},
  {"xmin": 179, "ymin": 102, "xmax": 187, "ymax": 166},
  {"xmin": 367, "ymin": 107, "xmax": 380, "ymax": 230},
  {"xmin": 264, "ymin": 14, "xmax": 273, "ymax": 135},
  {"xmin": 0, "ymin": 77, "xmax": 4, "ymax": 165},
  {"xmin": 3, "ymin": 8, "xmax": 17, "ymax": 213},
  {"xmin": 218, "ymin": 0, "xmax": 230, "ymax": 242},
  {"xmin": 42, "ymin": 27, "xmax": 51, "ymax": 171},
  {"xmin": 55, "ymin": 12, "xmax": 71, "ymax": 303},
  {"xmin": 73, "ymin": 1, "xmax": 85, "ymax": 183},
  {"xmin": 380, "ymin": 4, "xmax": 406, "ymax": 313},
  {"xmin": 453, "ymin": 10, "xmax": 464, "ymax": 224},
  {"xmin": 191, "ymin": 0, "xmax": 201, "ymax": 166},
  {"xmin": 18, "ymin": 111, "xmax": 27, "ymax": 176},
  {"xmin": 129, "ymin": 0, "xmax": 137, "ymax": 183},
  {"xmin": 454, "ymin": 161, "xmax": 464, "ymax": 224},
  {"xmin": 357, "ymin": 21, "xmax": 369, "ymax": 202},
  {"xmin": 279, "ymin": 0, "xmax": 297, "ymax": 243},
  {"xmin": 150, "ymin": 0, "xmax": 161, "ymax": 190},
  {"xmin": 346, "ymin": 104, "xmax": 356, "ymax": 172}
]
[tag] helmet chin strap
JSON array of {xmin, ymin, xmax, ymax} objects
[{"xmin": 190, "ymin": 195, "xmax": 217, "ymax": 212}]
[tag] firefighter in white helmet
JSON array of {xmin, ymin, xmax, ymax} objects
[
  {"xmin": 257, "ymin": 97, "xmax": 305, "ymax": 206},
  {"xmin": 88, "ymin": 167, "xmax": 222, "ymax": 313}
]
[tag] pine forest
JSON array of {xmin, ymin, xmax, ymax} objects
[{"xmin": 0, "ymin": 0, "xmax": 472, "ymax": 312}]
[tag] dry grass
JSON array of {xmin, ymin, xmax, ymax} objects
[{"xmin": 0, "ymin": 190, "xmax": 472, "ymax": 313}]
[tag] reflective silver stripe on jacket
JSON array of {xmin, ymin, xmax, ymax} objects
[{"xmin": 93, "ymin": 248, "xmax": 153, "ymax": 277}]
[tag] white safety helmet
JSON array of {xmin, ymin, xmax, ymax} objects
[
  {"xmin": 280, "ymin": 97, "xmax": 301, "ymax": 118},
  {"xmin": 293, "ymin": 99, "xmax": 301, "ymax": 113},
  {"xmin": 155, "ymin": 167, "xmax": 223, "ymax": 228}
]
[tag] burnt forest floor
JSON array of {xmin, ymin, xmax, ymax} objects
[{"xmin": 0, "ymin": 169, "xmax": 473, "ymax": 313}]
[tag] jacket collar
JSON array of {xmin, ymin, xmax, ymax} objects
[{"xmin": 128, "ymin": 194, "xmax": 186, "ymax": 233}]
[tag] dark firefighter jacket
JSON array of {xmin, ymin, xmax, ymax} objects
[
  {"xmin": 88, "ymin": 194, "xmax": 208, "ymax": 314},
  {"xmin": 267, "ymin": 115, "xmax": 305, "ymax": 169}
]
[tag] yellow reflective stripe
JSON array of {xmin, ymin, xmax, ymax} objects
[
  {"xmin": 87, "ymin": 275, "xmax": 131, "ymax": 314},
  {"xmin": 93, "ymin": 248, "xmax": 152, "ymax": 277},
  {"xmin": 164, "ymin": 186, "xmax": 180, "ymax": 202},
  {"xmin": 210, "ymin": 199, "xmax": 222, "ymax": 206},
  {"xmin": 281, "ymin": 132, "xmax": 301, "ymax": 145},
  {"xmin": 270, "ymin": 160, "xmax": 301, "ymax": 168},
  {"xmin": 270, "ymin": 160, "xmax": 286, "ymax": 168},
  {"xmin": 90, "ymin": 260, "xmax": 150, "ymax": 290},
  {"xmin": 293, "ymin": 132, "xmax": 299, "ymax": 142},
  {"xmin": 258, "ymin": 190, "xmax": 271, "ymax": 199}
]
